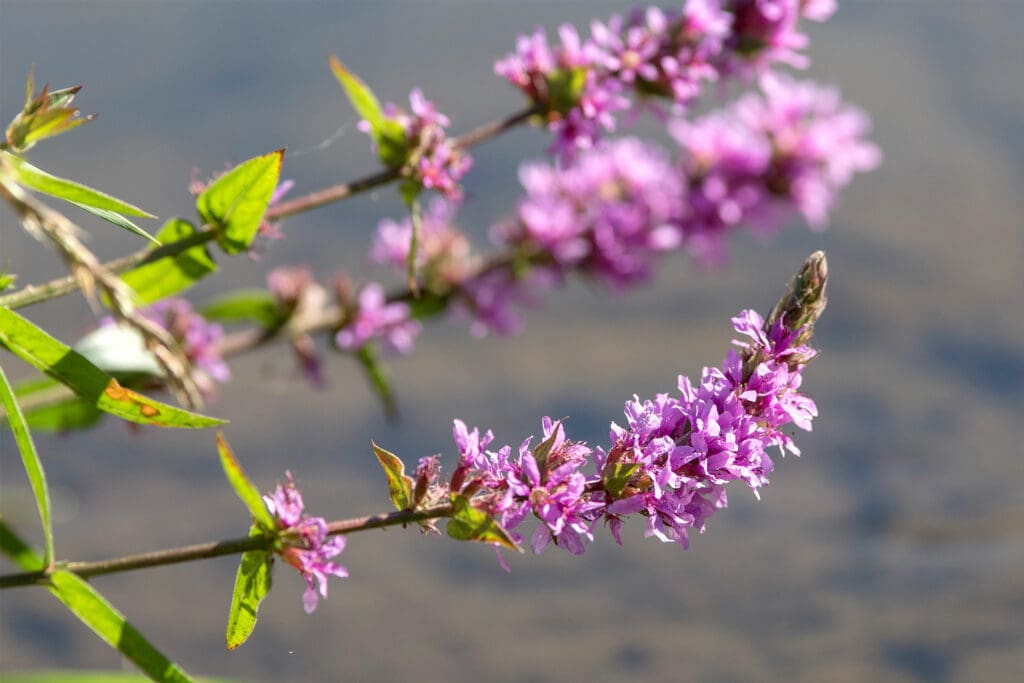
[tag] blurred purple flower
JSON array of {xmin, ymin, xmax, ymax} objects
[
  {"xmin": 137, "ymin": 298, "xmax": 230, "ymax": 395},
  {"xmin": 335, "ymin": 283, "xmax": 422, "ymax": 355}
]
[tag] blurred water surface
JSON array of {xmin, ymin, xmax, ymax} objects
[{"xmin": 1, "ymin": 2, "xmax": 1022, "ymax": 682}]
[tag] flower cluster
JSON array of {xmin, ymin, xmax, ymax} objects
[
  {"xmin": 138, "ymin": 298, "xmax": 230, "ymax": 396},
  {"xmin": 264, "ymin": 472, "xmax": 348, "ymax": 613},
  {"xmin": 443, "ymin": 291, "xmax": 821, "ymax": 560},
  {"xmin": 363, "ymin": 89, "xmax": 472, "ymax": 199},
  {"xmin": 496, "ymin": 0, "xmax": 837, "ymax": 159},
  {"xmin": 671, "ymin": 72, "xmax": 881, "ymax": 262}
]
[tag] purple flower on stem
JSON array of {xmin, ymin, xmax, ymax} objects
[
  {"xmin": 335, "ymin": 283, "xmax": 422, "ymax": 355},
  {"xmin": 264, "ymin": 472, "xmax": 348, "ymax": 613},
  {"xmin": 363, "ymin": 88, "xmax": 471, "ymax": 199},
  {"xmin": 371, "ymin": 198, "xmax": 471, "ymax": 282}
]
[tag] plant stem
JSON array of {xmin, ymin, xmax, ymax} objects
[
  {"xmin": 0, "ymin": 504, "xmax": 452, "ymax": 589},
  {"xmin": 0, "ymin": 105, "xmax": 539, "ymax": 311}
]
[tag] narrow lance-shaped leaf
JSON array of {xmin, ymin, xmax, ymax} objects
[
  {"xmin": 217, "ymin": 431, "xmax": 275, "ymax": 531},
  {"xmin": 0, "ymin": 362, "xmax": 54, "ymax": 566},
  {"xmin": 49, "ymin": 570, "xmax": 196, "ymax": 682},
  {"xmin": 1, "ymin": 150, "xmax": 154, "ymax": 218},
  {"xmin": 68, "ymin": 201, "xmax": 159, "ymax": 245},
  {"xmin": 0, "ymin": 307, "xmax": 225, "ymax": 429},
  {"xmin": 225, "ymin": 526, "xmax": 275, "ymax": 651},
  {"xmin": 446, "ymin": 494, "xmax": 522, "ymax": 552},
  {"xmin": 372, "ymin": 442, "xmax": 413, "ymax": 511},
  {"xmin": 120, "ymin": 219, "xmax": 218, "ymax": 305},
  {"xmin": 196, "ymin": 150, "xmax": 283, "ymax": 255},
  {"xmin": 328, "ymin": 55, "xmax": 407, "ymax": 167},
  {"xmin": 0, "ymin": 524, "xmax": 195, "ymax": 682},
  {"xmin": 0, "ymin": 519, "xmax": 44, "ymax": 572}
]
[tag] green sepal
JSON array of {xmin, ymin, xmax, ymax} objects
[
  {"xmin": 0, "ymin": 306, "xmax": 225, "ymax": 429},
  {"xmin": 225, "ymin": 527, "xmax": 275, "ymax": 651},
  {"xmin": 328, "ymin": 55, "xmax": 408, "ymax": 167},
  {"xmin": 200, "ymin": 290, "xmax": 286, "ymax": 329},
  {"xmin": 119, "ymin": 218, "xmax": 218, "ymax": 305},
  {"xmin": 0, "ymin": 362, "xmax": 54, "ymax": 565},
  {"xmin": 446, "ymin": 494, "xmax": 521, "ymax": 552},
  {"xmin": 1, "ymin": 150, "xmax": 155, "ymax": 218},
  {"xmin": 196, "ymin": 150, "xmax": 284, "ymax": 255},
  {"xmin": 217, "ymin": 431, "xmax": 276, "ymax": 531},
  {"xmin": 531, "ymin": 420, "xmax": 563, "ymax": 477},
  {"xmin": 544, "ymin": 67, "xmax": 588, "ymax": 117},
  {"xmin": 372, "ymin": 441, "xmax": 413, "ymax": 511},
  {"xmin": 601, "ymin": 462, "xmax": 641, "ymax": 499}
]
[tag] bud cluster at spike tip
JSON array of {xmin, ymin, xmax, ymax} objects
[
  {"xmin": 495, "ymin": 0, "xmax": 839, "ymax": 160},
  {"xmin": 264, "ymin": 472, "xmax": 348, "ymax": 613},
  {"xmin": 423, "ymin": 252, "xmax": 829, "ymax": 561}
]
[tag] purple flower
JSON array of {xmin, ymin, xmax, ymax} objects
[
  {"xmin": 264, "ymin": 472, "xmax": 348, "ymax": 613},
  {"xmin": 335, "ymin": 283, "xmax": 422, "ymax": 355},
  {"xmin": 137, "ymin": 298, "xmax": 230, "ymax": 395},
  {"xmin": 363, "ymin": 88, "xmax": 471, "ymax": 199}
]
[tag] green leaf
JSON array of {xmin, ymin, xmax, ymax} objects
[
  {"xmin": 217, "ymin": 432, "xmax": 275, "ymax": 531},
  {"xmin": 69, "ymin": 201, "xmax": 158, "ymax": 244},
  {"xmin": 2, "ymin": 150, "xmax": 154, "ymax": 218},
  {"xmin": 49, "ymin": 570, "xmax": 196, "ymax": 682},
  {"xmin": 328, "ymin": 55, "xmax": 407, "ymax": 167},
  {"xmin": 196, "ymin": 150, "xmax": 283, "ymax": 255},
  {"xmin": 0, "ymin": 672, "xmax": 239, "ymax": 683},
  {"xmin": 0, "ymin": 306, "xmax": 225, "ymax": 429},
  {"xmin": 225, "ymin": 528, "xmax": 274, "ymax": 650},
  {"xmin": 372, "ymin": 442, "xmax": 413, "ymax": 511},
  {"xmin": 0, "ymin": 362, "xmax": 54, "ymax": 565},
  {"xmin": 0, "ymin": 519, "xmax": 44, "ymax": 571},
  {"xmin": 446, "ymin": 494, "xmax": 521, "ymax": 552},
  {"xmin": 120, "ymin": 219, "xmax": 218, "ymax": 304},
  {"xmin": 9, "ymin": 373, "xmax": 130, "ymax": 433},
  {"xmin": 0, "ymin": 272, "xmax": 16, "ymax": 291},
  {"xmin": 601, "ymin": 462, "xmax": 641, "ymax": 498},
  {"xmin": 355, "ymin": 344, "xmax": 397, "ymax": 419},
  {"xmin": 201, "ymin": 290, "xmax": 285, "ymax": 329}
]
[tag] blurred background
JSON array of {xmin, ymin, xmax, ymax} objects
[{"xmin": 1, "ymin": 1, "xmax": 1022, "ymax": 681}]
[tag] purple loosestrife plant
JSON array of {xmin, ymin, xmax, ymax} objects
[
  {"xmin": 264, "ymin": 472, "xmax": 348, "ymax": 613},
  {"xmin": 377, "ymin": 252, "xmax": 829, "ymax": 565}
]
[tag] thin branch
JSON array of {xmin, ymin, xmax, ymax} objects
[
  {"xmin": 0, "ymin": 105, "xmax": 540, "ymax": 311},
  {"xmin": 0, "ymin": 504, "xmax": 452, "ymax": 589}
]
